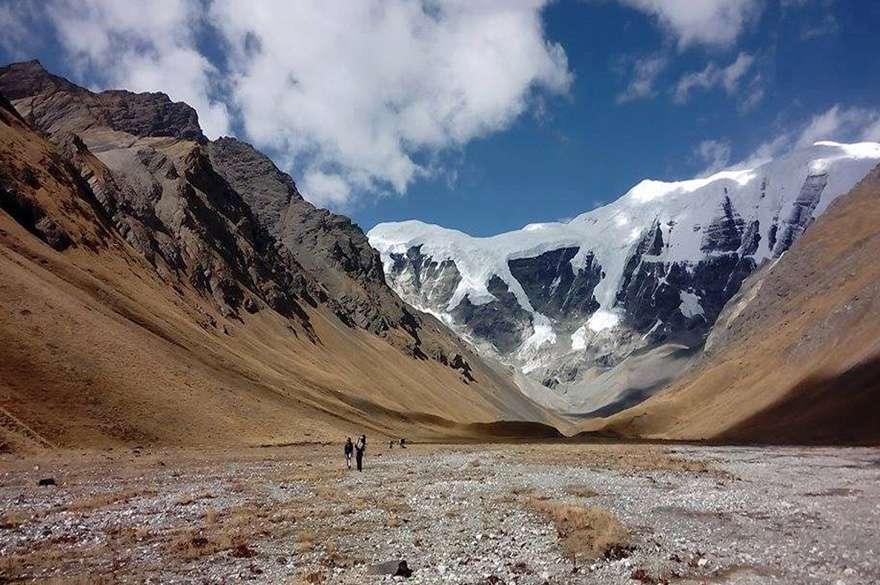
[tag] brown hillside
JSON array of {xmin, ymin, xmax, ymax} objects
[{"xmin": 0, "ymin": 65, "xmax": 555, "ymax": 452}]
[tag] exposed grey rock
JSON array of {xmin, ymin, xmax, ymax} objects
[
  {"xmin": 0, "ymin": 59, "xmax": 488, "ymax": 378},
  {"xmin": 772, "ymin": 173, "xmax": 828, "ymax": 255},
  {"xmin": 387, "ymin": 244, "xmax": 462, "ymax": 311},
  {"xmin": 508, "ymin": 246, "xmax": 601, "ymax": 321},
  {"xmin": 0, "ymin": 60, "xmax": 205, "ymax": 143},
  {"xmin": 451, "ymin": 276, "xmax": 533, "ymax": 354}
]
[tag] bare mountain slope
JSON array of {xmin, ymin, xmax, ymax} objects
[
  {"xmin": 590, "ymin": 164, "xmax": 880, "ymax": 444},
  {"xmin": 0, "ymin": 62, "xmax": 554, "ymax": 451}
]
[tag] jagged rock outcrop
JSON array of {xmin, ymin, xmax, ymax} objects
[{"xmin": 1, "ymin": 60, "xmax": 205, "ymax": 143}]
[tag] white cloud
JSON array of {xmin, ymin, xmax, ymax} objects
[
  {"xmin": 25, "ymin": 0, "xmax": 570, "ymax": 208},
  {"xmin": 863, "ymin": 117, "xmax": 880, "ymax": 142},
  {"xmin": 43, "ymin": 0, "xmax": 231, "ymax": 139},
  {"xmin": 301, "ymin": 170, "xmax": 353, "ymax": 208},
  {"xmin": 674, "ymin": 52, "xmax": 756, "ymax": 103},
  {"xmin": 210, "ymin": 0, "xmax": 572, "ymax": 206},
  {"xmin": 735, "ymin": 104, "xmax": 880, "ymax": 169},
  {"xmin": 693, "ymin": 139, "xmax": 732, "ymax": 176},
  {"xmin": 617, "ymin": 0, "xmax": 763, "ymax": 49},
  {"xmin": 616, "ymin": 53, "xmax": 668, "ymax": 103},
  {"xmin": 0, "ymin": 3, "xmax": 37, "ymax": 57},
  {"xmin": 795, "ymin": 105, "xmax": 880, "ymax": 148},
  {"xmin": 739, "ymin": 76, "xmax": 766, "ymax": 113}
]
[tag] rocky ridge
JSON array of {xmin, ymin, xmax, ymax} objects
[
  {"xmin": 0, "ymin": 59, "xmax": 475, "ymax": 374},
  {"xmin": 0, "ymin": 60, "xmax": 551, "ymax": 449}
]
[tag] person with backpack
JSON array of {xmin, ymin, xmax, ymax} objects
[
  {"xmin": 355, "ymin": 434, "xmax": 367, "ymax": 472},
  {"xmin": 344, "ymin": 437, "xmax": 354, "ymax": 470}
]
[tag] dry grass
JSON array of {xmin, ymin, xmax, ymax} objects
[
  {"xmin": 296, "ymin": 529, "xmax": 318, "ymax": 553},
  {"xmin": 528, "ymin": 497, "xmax": 629, "ymax": 560},
  {"xmin": 174, "ymin": 491, "xmax": 215, "ymax": 506},
  {"xmin": 0, "ymin": 510, "xmax": 32, "ymax": 529},
  {"xmin": 505, "ymin": 444, "xmax": 725, "ymax": 477},
  {"xmin": 0, "ymin": 543, "xmax": 113, "ymax": 582},
  {"xmin": 169, "ymin": 528, "xmax": 235, "ymax": 560},
  {"xmin": 29, "ymin": 577, "xmax": 114, "ymax": 585},
  {"xmin": 566, "ymin": 485, "xmax": 599, "ymax": 498},
  {"xmin": 64, "ymin": 488, "xmax": 156, "ymax": 513}
]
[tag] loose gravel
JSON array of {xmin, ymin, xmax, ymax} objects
[{"xmin": 0, "ymin": 443, "xmax": 877, "ymax": 584}]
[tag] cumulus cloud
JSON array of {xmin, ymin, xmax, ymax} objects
[
  {"xmin": 209, "ymin": 0, "xmax": 572, "ymax": 206},
  {"xmin": 23, "ymin": 0, "xmax": 569, "ymax": 208},
  {"xmin": 617, "ymin": 0, "xmax": 763, "ymax": 49},
  {"xmin": 693, "ymin": 139, "xmax": 732, "ymax": 176},
  {"xmin": 43, "ymin": 0, "xmax": 231, "ymax": 138},
  {"xmin": 674, "ymin": 52, "xmax": 756, "ymax": 104},
  {"xmin": 0, "ymin": 3, "xmax": 37, "ymax": 57},
  {"xmin": 616, "ymin": 53, "xmax": 668, "ymax": 103}
]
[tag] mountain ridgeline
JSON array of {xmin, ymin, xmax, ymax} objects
[
  {"xmin": 1, "ymin": 59, "xmax": 878, "ymax": 448},
  {"xmin": 0, "ymin": 61, "xmax": 554, "ymax": 450},
  {"xmin": 369, "ymin": 141, "xmax": 880, "ymax": 415}
]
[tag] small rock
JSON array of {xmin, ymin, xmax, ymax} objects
[{"xmin": 393, "ymin": 560, "xmax": 413, "ymax": 578}]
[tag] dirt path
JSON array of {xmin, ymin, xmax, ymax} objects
[{"xmin": 0, "ymin": 444, "xmax": 877, "ymax": 584}]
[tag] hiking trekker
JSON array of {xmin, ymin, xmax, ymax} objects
[
  {"xmin": 355, "ymin": 434, "xmax": 367, "ymax": 472},
  {"xmin": 344, "ymin": 437, "xmax": 354, "ymax": 470}
]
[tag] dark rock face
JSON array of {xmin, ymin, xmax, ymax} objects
[
  {"xmin": 0, "ymin": 60, "xmax": 205, "ymax": 143},
  {"xmin": 451, "ymin": 276, "xmax": 533, "ymax": 354},
  {"xmin": 385, "ymin": 245, "xmax": 462, "ymax": 310},
  {"xmin": 772, "ymin": 173, "xmax": 828, "ymax": 256},
  {"xmin": 701, "ymin": 196, "xmax": 745, "ymax": 253},
  {"xmin": 508, "ymin": 247, "xmax": 601, "ymax": 321},
  {"xmin": 617, "ymin": 214, "xmax": 758, "ymax": 341},
  {"xmin": 206, "ymin": 137, "xmax": 416, "ymax": 337},
  {"xmin": 97, "ymin": 90, "xmax": 205, "ymax": 143}
]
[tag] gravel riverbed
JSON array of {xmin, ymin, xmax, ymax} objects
[{"xmin": 0, "ymin": 443, "xmax": 877, "ymax": 584}]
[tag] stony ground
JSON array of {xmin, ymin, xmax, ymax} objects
[{"xmin": 0, "ymin": 442, "xmax": 877, "ymax": 584}]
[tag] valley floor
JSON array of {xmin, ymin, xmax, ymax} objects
[{"xmin": 0, "ymin": 443, "xmax": 877, "ymax": 584}]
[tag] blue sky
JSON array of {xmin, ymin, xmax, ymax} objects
[{"xmin": 2, "ymin": 0, "xmax": 879, "ymax": 236}]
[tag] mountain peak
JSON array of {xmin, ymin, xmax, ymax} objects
[{"xmin": 0, "ymin": 60, "xmax": 206, "ymax": 143}]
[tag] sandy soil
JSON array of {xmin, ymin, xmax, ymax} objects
[{"xmin": 0, "ymin": 443, "xmax": 877, "ymax": 584}]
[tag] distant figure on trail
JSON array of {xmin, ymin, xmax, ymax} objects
[
  {"xmin": 389, "ymin": 439, "xmax": 394, "ymax": 449},
  {"xmin": 355, "ymin": 434, "xmax": 367, "ymax": 472},
  {"xmin": 344, "ymin": 437, "xmax": 354, "ymax": 470},
  {"xmin": 400, "ymin": 438, "xmax": 407, "ymax": 448}
]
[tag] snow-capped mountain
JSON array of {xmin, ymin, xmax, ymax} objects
[{"xmin": 368, "ymin": 141, "xmax": 880, "ymax": 413}]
